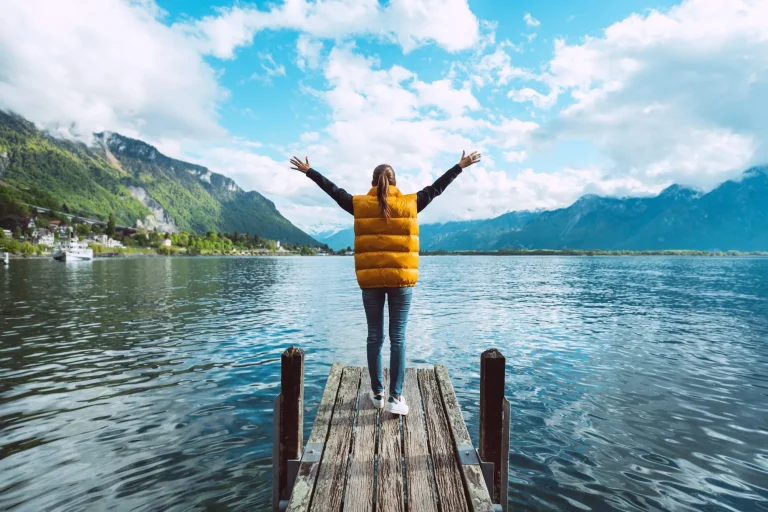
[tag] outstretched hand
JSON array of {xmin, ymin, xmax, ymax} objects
[
  {"xmin": 458, "ymin": 150, "xmax": 481, "ymax": 169},
  {"xmin": 290, "ymin": 156, "xmax": 312, "ymax": 174}
]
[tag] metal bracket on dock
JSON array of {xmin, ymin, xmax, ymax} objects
[
  {"xmin": 479, "ymin": 455, "xmax": 496, "ymax": 507},
  {"xmin": 277, "ymin": 443, "xmax": 324, "ymax": 512},
  {"xmin": 456, "ymin": 444, "xmax": 480, "ymax": 465},
  {"xmin": 301, "ymin": 442, "xmax": 324, "ymax": 463},
  {"xmin": 456, "ymin": 443, "xmax": 500, "ymax": 508}
]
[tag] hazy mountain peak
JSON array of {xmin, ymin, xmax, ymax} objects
[{"xmin": 658, "ymin": 183, "xmax": 700, "ymax": 200}]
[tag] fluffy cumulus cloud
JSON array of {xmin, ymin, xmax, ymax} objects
[
  {"xmin": 296, "ymin": 35, "xmax": 324, "ymax": 71},
  {"xmin": 177, "ymin": 0, "xmax": 480, "ymax": 58},
  {"xmin": 523, "ymin": 13, "xmax": 540, "ymax": 28},
  {"xmin": 0, "ymin": 0, "xmax": 226, "ymax": 141},
  {"xmin": 520, "ymin": 0, "xmax": 768, "ymax": 190},
  {"xmin": 473, "ymin": 45, "xmax": 533, "ymax": 87},
  {"xmin": 260, "ymin": 45, "xmax": 547, "ymax": 228},
  {"xmin": 3, "ymin": 0, "xmax": 768, "ymax": 233}
]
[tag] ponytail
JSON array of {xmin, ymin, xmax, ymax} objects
[
  {"xmin": 372, "ymin": 164, "xmax": 395, "ymax": 219},
  {"xmin": 377, "ymin": 173, "xmax": 392, "ymax": 219}
]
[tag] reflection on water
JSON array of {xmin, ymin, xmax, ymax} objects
[{"xmin": 1, "ymin": 256, "xmax": 767, "ymax": 510}]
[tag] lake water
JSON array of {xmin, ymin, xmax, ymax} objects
[{"xmin": 1, "ymin": 256, "xmax": 767, "ymax": 511}]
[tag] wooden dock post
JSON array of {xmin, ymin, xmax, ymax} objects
[
  {"xmin": 480, "ymin": 348, "xmax": 508, "ymax": 509},
  {"xmin": 273, "ymin": 346, "xmax": 304, "ymax": 511}
]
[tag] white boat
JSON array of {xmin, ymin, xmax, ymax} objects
[
  {"xmin": 53, "ymin": 239, "xmax": 94, "ymax": 261},
  {"xmin": 1, "ymin": 252, "xmax": 8, "ymax": 265}
]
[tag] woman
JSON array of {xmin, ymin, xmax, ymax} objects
[{"xmin": 289, "ymin": 151, "xmax": 481, "ymax": 415}]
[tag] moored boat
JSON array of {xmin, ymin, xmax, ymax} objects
[
  {"xmin": 53, "ymin": 239, "xmax": 94, "ymax": 261},
  {"xmin": 1, "ymin": 252, "xmax": 8, "ymax": 265}
]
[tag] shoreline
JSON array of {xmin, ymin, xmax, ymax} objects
[
  {"xmin": 6, "ymin": 251, "xmax": 768, "ymax": 261},
  {"xmin": 419, "ymin": 249, "xmax": 768, "ymax": 257}
]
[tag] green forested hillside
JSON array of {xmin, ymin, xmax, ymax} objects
[
  {"xmin": 0, "ymin": 112, "xmax": 151, "ymax": 224},
  {"xmin": 0, "ymin": 111, "xmax": 317, "ymax": 245}
]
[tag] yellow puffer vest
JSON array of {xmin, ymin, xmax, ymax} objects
[{"xmin": 352, "ymin": 186, "xmax": 419, "ymax": 289}]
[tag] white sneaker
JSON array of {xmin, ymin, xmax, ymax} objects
[
  {"xmin": 369, "ymin": 390, "xmax": 385, "ymax": 409},
  {"xmin": 385, "ymin": 396, "xmax": 409, "ymax": 416}
]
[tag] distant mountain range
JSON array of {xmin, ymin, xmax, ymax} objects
[
  {"xmin": 314, "ymin": 210, "xmax": 540, "ymax": 251},
  {"xmin": 0, "ymin": 111, "xmax": 317, "ymax": 245},
  {"xmin": 316, "ymin": 167, "xmax": 768, "ymax": 252}
]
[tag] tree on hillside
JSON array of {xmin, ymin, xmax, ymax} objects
[
  {"xmin": 106, "ymin": 214, "xmax": 116, "ymax": 237},
  {"xmin": 20, "ymin": 242, "xmax": 34, "ymax": 257},
  {"xmin": 76, "ymin": 223, "xmax": 91, "ymax": 237},
  {"xmin": 299, "ymin": 246, "xmax": 316, "ymax": 256}
]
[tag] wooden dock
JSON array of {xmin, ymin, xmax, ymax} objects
[{"xmin": 272, "ymin": 348, "xmax": 510, "ymax": 512}]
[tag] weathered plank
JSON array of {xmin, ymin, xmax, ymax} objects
[
  {"xmin": 479, "ymin": 348, "xmax": 505, "ymax": 504},
  {"xmin": 287, "ymin": 363, "xmax": 344, "ymax": 512},
  {"xmin": 434, "ymin": 365, "xmax": 494, "ymax": 512},
  {"xmin": 418, "ymin": 368, "xmax": 470, "ymax": 512},
  {"xmin": 343, "ymin": 367, "xmax": 377, "ymax": 512},
  {"xmin": 378, "ymin": 368, "xmax": 405, "ymax": 512},
  {"xmin": 280, "ymin": 347, "xmax": 305, "ymax": 501},
  {"xmin": 310, "ymin": 366, "xmax": 362, "ymax": 511},
  {"xmin": 402, "ymin": 368, "xmax": 438, "ymax": 512}
]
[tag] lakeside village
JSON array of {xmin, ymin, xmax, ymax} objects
[{"xmin": 0, "ymin": 209, "xmax": 343, "ymax": 261}]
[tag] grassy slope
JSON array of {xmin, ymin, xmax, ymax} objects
[{"xmin": 0, "ymin": 112, "xmax": 149, "ymax": 224}]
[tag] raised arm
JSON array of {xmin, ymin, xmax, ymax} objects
[
  {"xmin": 417, "ymin": 150, "xmax": 481, "ymax": 212},
  {"xmin": 289, "ymin": 156, "xmax": 353, "ymax": 215}
]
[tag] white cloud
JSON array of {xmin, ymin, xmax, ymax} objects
[
  {"xmin": 418, "ymin": 164, "xmax": 656, "ymax": 223},
  {"xmin": 300, "ymin": 131, "xmax": 320, "ymax": 142},
  {"xmin": 503, "ymin": 150, "xmax": 528, "ymax": 163},
  {"xmin": 259, "ymin": 53, "xmax": 287, "ymax": 78},
  {"xmin": 249, "ymin": 52, "xmax": 287, "ymax": 84},
  {"xmin": 6, "ymin": 0, "xmax": 766, "ymax": 235},
  {"xmin": 487, "ymin": 118, "xmax": 539, "ymax": 148},
  {"xmin": 177, "ymin": 0, "xmax": 480, "ymax": 59},
  {"xmin": 528, "ymin": 0, "xmax": 768, "ymax": 190},
  {"xmin": 523, "ymin": 13, "xmax": 540, "ymax": 28},
  {"xmin": 412, "ymin": 79, "xmax": 480, "ymax": 117},
  {"xmin": 278, "ymin": 46, "xmax": 543, "ymax": 228},
  {"xmin": 296, "ymin": 35, "xmax": 324, "ymax": 71},
  {"xmin": 508, "ymin": 87, "xmax": 559, "ymax": 109},
  {"xmin": 0, "ymin": 0, "xmax": 226, "ymax": 141},
  {"xmin": 473, "ymin": 46, "xmax": 533, "ymax": 86}
]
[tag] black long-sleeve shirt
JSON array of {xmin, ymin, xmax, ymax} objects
[{"xmin": 306, "ymin": 164, "xmax": 463, "ymax": 215}]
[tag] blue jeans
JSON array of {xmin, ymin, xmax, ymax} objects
[{"xmin": 362, "ymin": 287, "xmax": 413, "ymax": 399}]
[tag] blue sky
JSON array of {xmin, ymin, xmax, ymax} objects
[{"xmin": 2, "ymin": 0, "xmax": 766, "ymax": 233}]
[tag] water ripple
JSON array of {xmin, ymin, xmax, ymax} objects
[{"xmin": 1, "ymin": 256, "xmax": 767, "ymax": 510}]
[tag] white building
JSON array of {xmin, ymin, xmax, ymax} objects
[
  {"xmin": 37, "ymin": 234, "xmax": 55, "ymax": 246},
  {"xmin": 162, "ymin": 239, "xmax": 172, "ymax": 247},
  {"xmin": 91, "ymin": 233, "xmax": 124, "ymax": 248},
  {"xmin": 92, "ymin": 235, "xmax": 125, "ymax": 249}
]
